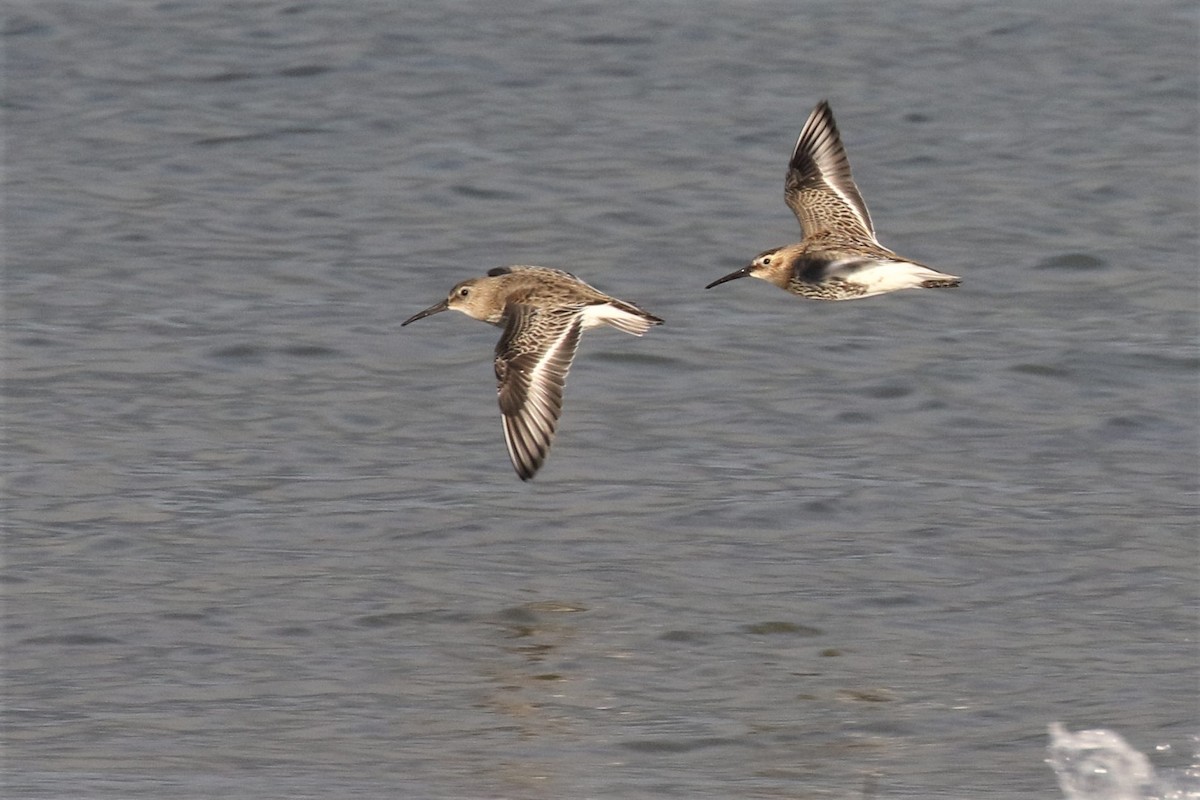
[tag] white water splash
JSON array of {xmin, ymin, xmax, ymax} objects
[{"xmin": 1047, "ymin": 723, "xmax": 1200, "ymax": 800}]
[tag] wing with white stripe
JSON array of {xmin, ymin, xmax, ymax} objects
[
  {"xmin": 784, "ymin": 100, "xmax": 876, "ymax": 241},
  {"xmin": 494, "ymin": 305, "xmax": 583, "ymax": 481}
]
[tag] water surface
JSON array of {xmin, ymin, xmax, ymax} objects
[{"xmin": 5, "ymin": 1, "xmax": 1198, "ymax": 797}]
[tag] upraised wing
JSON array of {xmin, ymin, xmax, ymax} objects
[{"xmin": 784, "ymin": 100, "xmax": 876, "ymax": 241}]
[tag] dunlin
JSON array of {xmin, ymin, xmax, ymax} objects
[
  {"xmin": 402, "ymin": 266, "xmax": 662, "ymax": 481},
  {"xmin": 706, "ymin": 100, "xmax": 961, "ymax": 301}
]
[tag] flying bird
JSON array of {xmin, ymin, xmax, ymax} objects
[
  {"xmin": 706, "ymin": 100, "xmax": 960, "ymax": 301},
  {"xmin": 402, "ymin": 266, "xmax": 662, "ymax": 480}
]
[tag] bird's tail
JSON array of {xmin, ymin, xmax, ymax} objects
[{"xmin": 593, "ymin": 301, "xmax": 664, "ymax": 336}]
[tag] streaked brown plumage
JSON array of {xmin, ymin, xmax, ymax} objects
[
  {"xmin": 707, "ymin": 100, "xmax": 961, "ymax": 301},
  {"xmin": 402, "ymin": 266, "xmax": 662, "ymax": 480}
]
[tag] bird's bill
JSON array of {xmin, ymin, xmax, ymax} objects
[
  {"xmin": 704, "ymin": 265, "xmax": 753, "ymax": 289},
  {"xmin": 401, "ymin": 298, "xmax": 449, "ymax": 326}
]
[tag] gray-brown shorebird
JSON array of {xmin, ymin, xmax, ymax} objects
[
  {"xmin": 706, "ymin": 100, "xmax": 961, "ymax": 301},
  {"xmin": 402, "ymin": 266, "xmax": 662, "ymax": 481}
]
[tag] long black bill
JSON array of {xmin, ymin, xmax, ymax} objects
[
  {"xmin": 704, "ymin": 265, "xmax": 752, "ymax": 289},
  {"xmin": 401, "ymin": 298, "xmax": 449, "ymax": 326}
]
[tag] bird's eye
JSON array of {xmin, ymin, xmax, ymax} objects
[
  {"xmin": 458, "ymin": 287, "xmax": 470, "ymax": 297},
  {"xmin": 762, "ymin": 257, "xmax": 772, "ymax": 265}
]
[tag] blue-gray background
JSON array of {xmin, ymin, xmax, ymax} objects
[{"xmin": 5, "ymin": 1, "xmax": 1197, "ymax": 798}]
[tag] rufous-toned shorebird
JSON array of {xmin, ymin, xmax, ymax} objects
[
  {"xmin": 402, "ymin": 266, "xmax": 662, "ymax": 480},
  {"xmin": 706, "ymin": 100, "xmax": 960, "ymax": 301}
]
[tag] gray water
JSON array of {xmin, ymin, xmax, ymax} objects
[{"xmin": 4, "ymin": 1, "xmax": 1198, "ymax": 798}]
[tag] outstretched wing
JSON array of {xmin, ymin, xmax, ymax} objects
[
  {"xmin": 494, "ymin": 305, "xmax": 583, "ymax": 481},
  {"xmin": 784, "ymin": 100, "xmax": 875, "ymax": 241}
]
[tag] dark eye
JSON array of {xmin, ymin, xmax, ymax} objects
[
  {"xmin": 458, "ymin": 287, "xmax": 470, "ymax": 297},
  {"xmin": 762, "ymin": 257, "xmax": 772, "ymax": 265}
]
